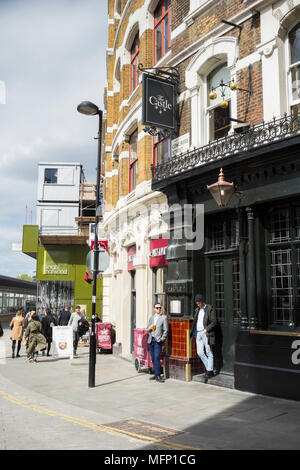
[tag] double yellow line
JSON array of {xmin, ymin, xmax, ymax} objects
[{"xmin": 0, "ymin": 390, "xmax": 201, "ymax": 450}]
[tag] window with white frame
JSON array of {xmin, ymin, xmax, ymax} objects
[
  {"xmin": 207, "ymin": 64, "xmax": 231, "ymax": 141},
  {"xmin": 289, "ymin": 22, "xmax": 300, "ymax": 105}
]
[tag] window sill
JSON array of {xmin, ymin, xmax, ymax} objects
[
  {"xmin": 250, "ymin": 329, "xmax": 300, "ymax": 337},
  {"xmin": 154, "ymin": 50, "xmax": 172, "ymax": 68},
  {"xmin": 184, "ymin": 0, "xmax": 218, "ymax": 26},
  {"xmin": 128, "ymin": 86, "xmax": 139, "ymax": 107}
]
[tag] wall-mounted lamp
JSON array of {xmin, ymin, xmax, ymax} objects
[
  {"xmin": 209, "ymin": 64, "xmax": 253, "ymax": 110},
  {"xmin": 207, "ymin": 168, "xmax": 235, "ymax": 207}
]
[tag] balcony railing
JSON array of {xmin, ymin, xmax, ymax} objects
[{"xmin": 151, "ymin": 112, "xmax": 300, "ymax": 183}]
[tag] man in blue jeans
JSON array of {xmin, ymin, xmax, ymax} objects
[
  {"xmin": 190, "ymin": 294, "xmax": 217, "ymax": 379},
  {"xmin": 147, "ymin": 303, "xmax": 168, "ymax": 383}
]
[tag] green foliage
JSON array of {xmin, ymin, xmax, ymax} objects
[{"xmin": 17, "ymin": 274, "xmax": 33, "ymax": 281}]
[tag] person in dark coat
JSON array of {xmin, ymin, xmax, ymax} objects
[
  {"xmin": 190, "ymin": 294, "xmax": 217, "ymax": 379},
  {"xmin": 41, "ymin": 308, "xmax": 57, "ymax": 356},
  {"xmin": 58, "ymin": 305, "xmax": 71, "ymax": 326}
]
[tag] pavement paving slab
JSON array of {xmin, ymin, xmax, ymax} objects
[{"xmin": 1, "ymin": 329, "xmax": 300, "ymax": 451}]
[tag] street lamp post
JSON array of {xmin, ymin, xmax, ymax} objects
[{"xmin": 77, "ymin": 101, "xmax": 103, "ymax": 388}]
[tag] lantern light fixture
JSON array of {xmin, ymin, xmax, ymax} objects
[{"xmin": 207, "ymin": 168, "xmax": 236, "ymax": 207}]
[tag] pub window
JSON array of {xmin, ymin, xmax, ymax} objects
[
  {"xmin": 267, "ymin": 205, "xmax": 300, "ymax": 326},
  {"xmin": 44, "ymin": 168, "xmax": 57, "ymax": 184},
  {"xmin": 207, "ymin": 217, "xmax": 239, "ymax": 252},
  {"xmin": 130, "ymin": 33, "xmax": 139, "ymax": 94},
  {"xmin": 288, "ymin": 22, "xmax": 300, "ymax": 105},
  {"xmin": 154, "ymin": 0, "xmax": 171, "ymax": 64},
  {"xmin": 153, "ymin": 132, "xmax": 172, "ymax": 166},
  {"xmin": 129, "ymin": 130, "xmax": 138, "ymax": 192},
  {"xmin": 153, "ymin": 266, "xmax": 167, "ymax": 313},
  {"xmin": 207, "ymin": 64, "xmax": 231, "ymax": 141}
]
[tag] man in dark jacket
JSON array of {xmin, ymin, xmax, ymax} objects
[
  {"xmin": 190, "ymin": 294, "xmax": 217, "ymax": 379},
  {"xmin": 58, "ymin": 305, "xmax": 71, "ymax": 326}
]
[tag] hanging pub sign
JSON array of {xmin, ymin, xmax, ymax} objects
[{"xmin": 142, "ymin": 73, "xmax": 177, "ymax": 131}]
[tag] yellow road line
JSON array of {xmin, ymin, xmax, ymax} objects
[{"xmin": 0, "ymin": 390, "xmax": 201, "ymax": 450}]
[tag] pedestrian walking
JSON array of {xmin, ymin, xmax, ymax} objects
[
  {"xmin": 58, "ymin": 305, "xmax": 71, "ymax": 326},
  {"xmin": 24, "ymin": 309, "xmax": 34, "ymax": 328},
  {"xmin": 41, "ymin": 308, "xmax": 57, "ymax": 356},
  {"xmin": 147, "ymin": 302, "xmax": 168, "ymax": 383},
  {"xmin": 190, "ymin": 294, "xmax": 217, "ymax": 379},
  {"xmin": 10, "ymin": 308, "xmax": 25, "ymax": 358},
  {"xmin": 24, "ymin": 311, "xmax": 47, "ymax": 363},
  {"xmin": 68, "ymin": 305, "xmax": 83, "ymax": 356}
]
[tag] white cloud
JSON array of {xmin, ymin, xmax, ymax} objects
[{"xmin": 0, "ymin": 0, "xmax": 107, "ymax": 276}]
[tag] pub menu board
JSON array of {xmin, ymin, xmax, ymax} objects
[{"xmin": 52, "ymin": 326, "xmax": 73, "ymax": 358}]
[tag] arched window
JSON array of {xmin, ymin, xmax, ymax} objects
[
  {"xmin": 207, "ymin": 64, "xmax": 231, "ymax": 141},
  {"xmin": 289, "ymin": 22, "xmax": 300, "ymax": 105},
  {"xmin": 130, "ymin": 34, "xmax": 139, "ymax": 94},
  {"xmin": 154, "ymin": 0, "xmax": 171, "ymax": 63}
]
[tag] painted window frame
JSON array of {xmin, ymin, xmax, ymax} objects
[
  {"xmin": 287, "ymin": 22, "xmax": 300, "ymax": 107},
  {"xmin": 130, "ymin": 33, "xmax": 140, "ymax": 94},
  {"xmin": 153, "ymin": 132, "xmax": 172, "ymax": 167},
  {"xmin": 129, "ymin": 130, "xmax": 138, "ymax": 192},
  {"xmin": 154, "ymin": 0, "xmax": 171, "ymax": 64},
  {"xmin": 206, "ymin": 63, "xmax": 232, "ymax": 142}
]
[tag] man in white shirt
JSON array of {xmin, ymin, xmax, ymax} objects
[
  {"xmin": 190, "ymin": 294, "xmax": 217, "ymax": 379},
  {"xmin": 68, "ymin": 305, "xmax": 83, "ymax": 356}
]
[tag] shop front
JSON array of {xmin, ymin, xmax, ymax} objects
[{"xmin": 152, "ymin": 114, "xmax": 300, "ymax": 400}]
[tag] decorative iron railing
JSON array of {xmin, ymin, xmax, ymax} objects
[{"xmin": 151, "ymin": 112, "xmax": 300, "ymax": 183}]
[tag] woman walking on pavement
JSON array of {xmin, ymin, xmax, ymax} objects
[
  {"xmin": 10, "ymin": 308, "xmax": 25, "ymax": 358},
  {"xmin": 41, "ymin": 308, "xmax": 57, "ymax": 356},
  {"xmin": 24, "ymin": 311, "xmax": 47, "ymax": 363}
]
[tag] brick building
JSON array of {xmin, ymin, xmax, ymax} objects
[{"xmin": 101, "ymin": 0, "xmax": 300, "ymax": 400}]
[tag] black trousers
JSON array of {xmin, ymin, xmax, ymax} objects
[
  {"xmin": 12, "ymin": 340, "xmax": 21, "ymax": 355},
  {"xmin": 73, "ymin": 331, "xmax": 79, "ymax": 353}
]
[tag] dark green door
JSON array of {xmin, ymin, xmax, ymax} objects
[{"xmin": 208, "ymin": 255, "xmax": 240, "ymax": 374}]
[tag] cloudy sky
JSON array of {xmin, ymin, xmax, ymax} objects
[{"xmin": 0, "ymin": 0, "xmax": 107, "ymax": 277}]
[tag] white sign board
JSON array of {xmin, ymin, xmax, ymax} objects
[
  {"xmin": 172, "ymin": 133, "xmax": 190, "ymax": 157},
  {"xmin": 170, "ymin": 300, "xmax": 181, "ymax": 314},
  {"xmin": 52, "ymin": 326, "xmax": 73, "ymax": 359}
]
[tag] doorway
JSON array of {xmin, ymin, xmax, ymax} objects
[
  {"xmin": 207, "ymin": 255, "xmax": 240, "ymax": 373},
  {"xmin": 205, "ymin": 216, "xmax": 240, "ymax": 374},
  {"xmin": 130, "ymin": 270, "xmax": 136, "ymax": 354}
]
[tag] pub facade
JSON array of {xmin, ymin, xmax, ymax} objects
[{"xmin": 102, "ymin": 0, "xmax": 300, "ymax": 400}]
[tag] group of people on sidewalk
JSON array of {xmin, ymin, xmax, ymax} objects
[
  {"xmin": 6, "ymin": 305, "xmax": 89, "ymax": 362},
  {"xmin": 2, "ymin": 294, "xmax": 218, "ymax": 378},
  {"xmin": 147, "ymin": 293, "xmax": 217, "ymax": 383}
]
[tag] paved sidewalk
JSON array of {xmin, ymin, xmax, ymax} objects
[{"xmin": 1, "ymin": 327, "xmax": 300, "ymax": 450}]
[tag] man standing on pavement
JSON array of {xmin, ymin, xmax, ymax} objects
[
  {"xmin": 190, "ymin": 294, "xmax": 217, "ymax": 379},
  {"xmin": 68, "ymin": 305, "xmax": 83, "ymax": 356},
  {"xmin": 58, "ymin": 305, "xmax": 71, "ymax": 326},
  {"xmin": 147, "ymin": 302, "xmax": 168, "ymax": 383}
]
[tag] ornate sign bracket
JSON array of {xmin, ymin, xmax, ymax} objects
[{"xmin": 138, "ymin": 63, "xmax": 180, "ymax": 88}]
